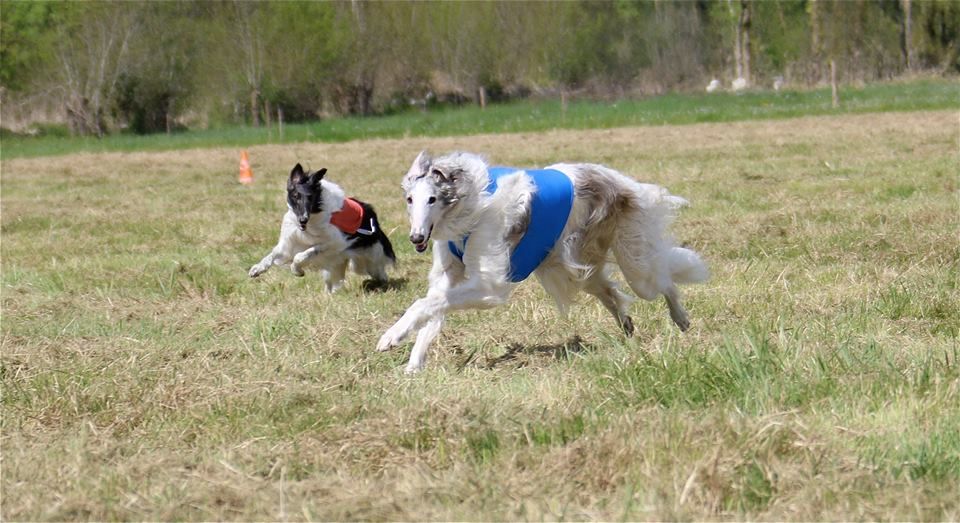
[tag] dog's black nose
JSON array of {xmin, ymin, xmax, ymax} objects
[{"xmin": 409, "ymin": 233, "xmax": 425, "ymax": 244}]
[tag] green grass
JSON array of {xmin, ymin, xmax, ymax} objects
[
  {"xmin": 2, "ymin": 108, "xmax": 958, "ymax": 520},
  {"xmin": 2, "ymin": 78, "xmax": 957, "ymax": 160}
]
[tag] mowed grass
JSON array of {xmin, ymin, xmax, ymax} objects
[
  {"xmin": 2, "ymin": 110, "xmax": 959, "ymax": 520},
  {"xmin": 2, "ymin": 78, "xmax": 957, "ymax": 160}
]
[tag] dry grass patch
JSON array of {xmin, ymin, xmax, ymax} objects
[{"xmin": 2, "ymin": 110, "xmax": 958, "ymax": 520}]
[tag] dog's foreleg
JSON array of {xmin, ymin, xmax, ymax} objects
[
  {"xmin": 376, "ymin": 289, "xmax": 453, "ymax": 352},
  {"xmin": 377, "ymin": 298, "xmax": 426, "ymax": 352},
  {"xmin": 398, "ymin": 259, "xmax": 478, "ymax": 369},
  {"xmin": 290, "ymin": 246, "xmax": 325, "ymax": 277},
  {"xmin": 442, "ymin": 281, "xmax": 513, "ymax": 311},
  {"xmin": 249, "ymin": 246, "xmax": 288, "ymax": 278},
  {"xmin": 378, "ymin": 249, "xmax": 464, "ymax": 353},
  {"xmin": 404, "ymin": 316, "xmax": 445, "ymax": 374},
  {"xmin": 377, "ymin": 279, "xmax": 511, "ymax": 355}
]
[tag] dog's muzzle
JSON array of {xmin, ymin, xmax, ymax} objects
[{"xmin": 409, "ymin": 229, "xmax": 430, "ymax": 253}]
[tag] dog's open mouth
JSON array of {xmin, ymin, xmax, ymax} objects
[{"xmin": 413, "ymin": 226, "xmax": 432, "ymax": 253}]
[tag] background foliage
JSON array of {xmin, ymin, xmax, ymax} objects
[{"xmin": 1, "ymin": 0, "xmax": 958, "ymax": 135}]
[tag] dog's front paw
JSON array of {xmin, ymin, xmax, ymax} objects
[
  {"xmin": 248, "ymin": 264, "xmax": 267, "ymax": 278},
  {"xmin": 376, "ymin": 327, "xmax": 407, "ymax": 352},
  {"xmin": 292, "ymin": 251, "xmax": 313, "ymax": 266},
  {"xmin": 404, "ymin": 362, "xmax": 425, "ymax": 374},
  {"xmin": 290, "ymin": 264, "xmax": 305, "ymax": 277}
]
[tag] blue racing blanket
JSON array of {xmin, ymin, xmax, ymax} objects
[{"xmin": 448, "ymin": 166, "xmax": 574, "ymax": 282}]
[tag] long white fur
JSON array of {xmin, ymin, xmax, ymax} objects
[
  {"xmin": 248, "ymin": 179, "xmax": 392, "ymax": 291},
  {"xmin": 379, "ymin": 151, "xmax": 708, "ymax": 373}
]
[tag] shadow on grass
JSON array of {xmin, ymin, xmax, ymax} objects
[
  {"xmin": 361, "ymin": 277, "xmax": 408, "ymax": 293},
  {"xmin": 476, "ymin": 335, "xmax": 595, "ymax": 370}
]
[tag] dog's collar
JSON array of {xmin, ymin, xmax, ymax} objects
[{"xmin": 330, "ymin": 198, "xmax": 375, "ymax": 236}]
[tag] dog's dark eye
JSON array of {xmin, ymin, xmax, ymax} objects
[
  {"xmin": 406, "ymin": 196, "xmax": 413, "ymax": 204},
  {"xmin": 428, "ymin": 196, "xmax": 436, "ymax": 204}
]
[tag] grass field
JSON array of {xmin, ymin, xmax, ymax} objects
[
  {"xmin": 2, "ymin": 109, "xmax": 959, "ymax": 520},
  {"xmin": 2, "ymin": 78, "xmax": 957, "ymax": 160}
]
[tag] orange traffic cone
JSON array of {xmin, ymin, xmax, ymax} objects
[{"xmin": 239, "ymin": 150, "xmax": 254, "ymax": 185}]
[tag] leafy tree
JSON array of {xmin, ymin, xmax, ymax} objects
[
  {"xmin": 818, "ymin": 0, "xmax": 902, "ymax": 82},
  {"xmin": 751, "ymin": 1, "xmax": 811, "ymax": 82},
  {"xmin": 258, "ymin": 2, "xmax": 342, "ymax": 121},
  {"xmin": 113, "ymin": 2, "xmax": 197, "ymax": 134},
  {"xmin": 3, "ymin": 0, "xmax": 958, "ymax": 134},
  {"xmin": 0, "ymin": 1, "xmax": 56, "ymax": 92},
  {"xmin": 914, "ymin": 0, "xmax": 960, "ymax": 71},
  {"xmin": 49, "ymin": 2, "xmax": 141, "ymax": 136},
  {"xmin": 549, "ymin": 2, "xmax": 620, "ymax": 89}
]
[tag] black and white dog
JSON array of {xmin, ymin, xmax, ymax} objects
[
  {"xmin": 249, "ymin": 164, "xmax": 395, "ymax": 291},
  {"xmin": 378, "ymin": 151, "xmax": 708, "ymax": 372}
]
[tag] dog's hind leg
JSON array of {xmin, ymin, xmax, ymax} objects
[
  {"xmin": 663, "ymin": 285, "xmax": 690, "ymax": 332},
  {"xmin": 660, "ymin": 247, "xmax": 707, "ymax": 331},
  {"xmin": 584, "ymin": 269, "xmax": 635, "ymax": 336},
  {"xmin": 323, "ymin": 257, "xmax": 349, "ymax": 293},
  {"xmin": 613, "ymin": 235, "xmax": 693, "ymax": 331},
  {"xmin": 615, "ymin": 248, "xmax": 693, "ymax": 331},
  {"xmin": 364, "ymin": 250, "xmax": 391, "ymax": 284}
]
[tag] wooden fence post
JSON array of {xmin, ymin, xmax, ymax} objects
[{"xmin": 830, "ymin": 60, "xmax": 839, "ymax": 108}]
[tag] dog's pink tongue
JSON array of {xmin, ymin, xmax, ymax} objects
[{"xmin": 415, "ymin": 242, "xmax": 428, "ymax": 253}]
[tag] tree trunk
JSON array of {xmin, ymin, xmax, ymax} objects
[
  {"xmin": 809, "ymin": 0, "xmax": 822, "ymax": 84},
  {"xmin": 901, "ymin": 0, "xmax": 914, "ymax": 71},
  {"xmin": 729, "ymin": 0, "xmax": 751, "ymax": 85},
  {"xmin": 740, "ymin": 0, "xmax": 752, "ymax": 86},
  {"xmin": 66, "ymin": 96, "xmax": 105, "ymax": 137},
  {"xmin": 730, "ymin": 0, "xmax": 743, "ymax": 80},
  {"xmin": 250, "ymin": 88, "xmax": 260, "ymax": 127},
  {"xmin": 775, "ymin": 0, "xmax": 787, "ymax": 30},
  {"xmin": 278, "ymin": 106, "xmax": 284, "ymax": 139}
]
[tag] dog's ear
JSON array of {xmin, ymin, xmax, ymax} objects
[
  {"xmin": 414, "ymin": 150, "xmax": 432, "ymax": 174},
  {"xmin": 308, "ymin": 168, "xmax": 327, "ymax": 186},
  {"xmin": 431, "ymin": 166, "xmax": 459, "ymax": 183},
  {"xmin": 290, "ymin": 163, "xmax": 307, "ymax": 183}
]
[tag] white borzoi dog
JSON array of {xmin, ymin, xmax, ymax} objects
[
  {"xmin": 377, "ymin": 151, "xmax": 708, "ymax": 373},
  {"xmin": 249, "ymin": 163, "xmax": 395, "ymax": 291}
]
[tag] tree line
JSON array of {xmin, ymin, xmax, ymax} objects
[{"xmin": 1, "ymin": 0, "xmax": 957, "ymax": 136}]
